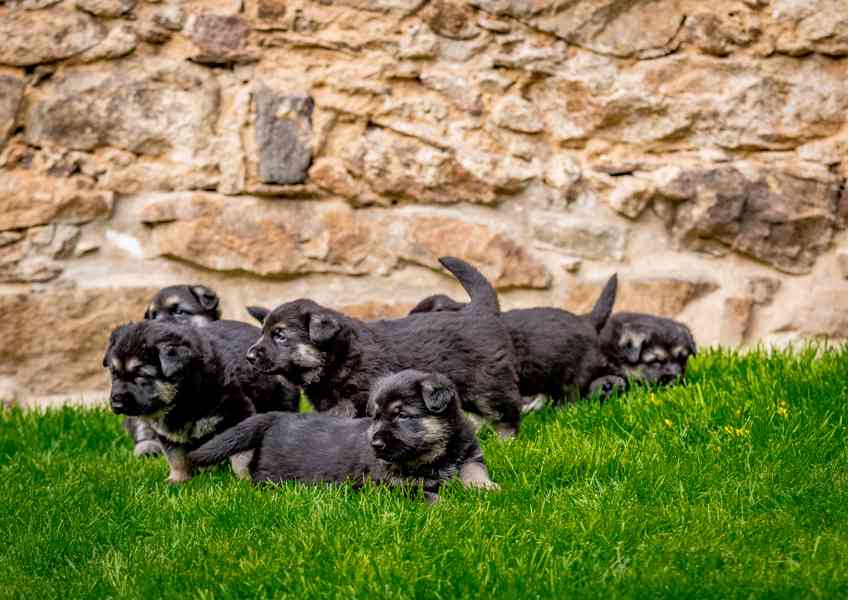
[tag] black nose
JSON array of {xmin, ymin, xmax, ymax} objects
[{"xmin": 371, "ymin": 438, "xmax": 386, "ymax": 452}]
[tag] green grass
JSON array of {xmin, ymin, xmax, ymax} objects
[{"xmin": 2, "ymin": 346, "xmax": 847, "ymax": 599}]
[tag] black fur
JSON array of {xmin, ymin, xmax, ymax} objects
[
  {"xmin": 103, "ymin": 319, "xmax": 293, "ymax": 482},
  {"xmin": 246, "ymin": 257, "xmax": 523, "ymax": 435},
  {"xmin": 600, "ymin": 312, "xmax": 697, "ymax": 386},
  {"xmin": 188, "ymin": 370, "xmax": 494, "ymax": 501},
  {"xmin": 143, "ymin": 284, "xmax": 222, "ymax": 324},
  {"xmin": 408, "ymin": 274, "xmax": 619, "ymax": 403}
]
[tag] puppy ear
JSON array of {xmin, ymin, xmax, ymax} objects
[
  {"xmin": 420, "ymin": 374, "xmax": 458, "ymax": 414},
  {"xmin": 246, "ymin": 305, "xmax": 270, "ymax": 325},
  {"xmin": 308, "ymin": 312, "xmax": 340, "ymax": 346},
  {"xmin": 191, "ymin": 286, "xmax": 221, "ymax": 317},
  {"xmin": 143, "ymin": 305, "xmax": 153, "ymax": 321},
  {"xmin": 157, "ymin": 343, "xmax": 193, "ymax": 378}
]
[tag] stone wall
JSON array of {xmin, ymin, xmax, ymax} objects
[{"xmin": 1, "ymin": 0, "xmax": 847, "ymax": 407}]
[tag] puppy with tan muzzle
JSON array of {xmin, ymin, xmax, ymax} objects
[
  {"xmin": 188, "ymin": 369, "xmax": 497, "ymax": 502},
  {"xmin": 103, "ymin": 319, "xmax": 293, "ymax": 484},
  {"xmin": 599, "ymin": 312, "xmax": 697, "ymax": 387},
  {"xmin": 245, "ymin": 257, "xmax": 524, "ymax": 437}
]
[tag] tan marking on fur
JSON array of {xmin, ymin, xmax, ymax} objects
[
  {"xmin": 620, "ymin": 329, "xmax": 647, "ymax": 349},
  {"xmin": 166, "ymin": 448, "xmax": 192, "ymax": 484},
  {"xmin": 230, "ymin": 450, "xmax": 254, "ymax": 480},
  {"xmin": 110, "ymin": 357, "xmax": 122, "ymax": 371},
  {"xmin": 418, "ymin": 417, "xmax": 449, "ymax": 463},
  {"xmin": 191, "ymin": 315, "xmax": 211, "ymax": 327},
  {"xmin": 622, "ymin": 365, "xmax": 646, "ymax": 380},
  {"xmin": 164, "ymin": 295, "xmax": 182, "ymax": 308},
  {"xmin": 125, "ymin": 357, "xmax": 141, "ymax": 372},
  {"xmin": 191, "ymin": 416, "xmax": 223, "ymax": 439},
  {"xmin": 672, "ymin": 345, "xmax": 689, "ymax": 359},
  {"xmin": 147, "ymin": 303, "xmax": 156, "ymax": 315},
  {"xmin": 294, "ymin": 343, "xmax": 322, "ymax": 368},
  {"xmin": 459, "ymin": 462, "xmax": 499, "ymax": 491},
  {"xmin": 522, "ymin": 394, "xmax": 547, "ymax": 413},
  {"xmin": 154, "ymin": 381, "xmax": 178, "ymax": 404},
  {"xmin": 495, "ymin": 423, "xmax": 517, "ymax": 439}
]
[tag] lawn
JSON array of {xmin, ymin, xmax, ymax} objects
[{"xmin": 1, "ymin": 346, "xmax": 847, "ymax": 599}]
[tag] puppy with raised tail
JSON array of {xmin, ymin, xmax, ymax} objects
[
  {"xmin": 409, "ymin": 274, "xmax": 619, "ymax": 405},
  {"xmin": 246, "ymin": 257, "xmax": 523, "ymax": 437},
  {"xmin": 188, "ymin": 370, "xmax": 497, "ymax": 502}
]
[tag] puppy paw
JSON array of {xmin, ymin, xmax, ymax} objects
[
  {"xmin": 495, "ymin": 424, "xmax": 517, "ymax": 439},
  {"xmin": 134, "ymin": 440, "xmax": 164, "ymax": 457},
  {"xmin": 166, "ymin": 471, "xmax": 192, "ymax": 485}
]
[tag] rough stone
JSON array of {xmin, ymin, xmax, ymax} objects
[
  {"xmin": 659, "ymin": 165, "xmax": 841, "ymax": 274},
  {"xmin": 0, "ymin": 172, "xmax": 113, "ymax": 232},
  {"xmin": 401, "ymin": 215, "xmax": 550, "ymax": 289},
  {"xmin": 419, "ymin": 70, "xmax": 483, "ymax": 115},
  {"xmin": 608, "ymin": 176, "xmax": 656, "ymax": 219},
  {"xmin": 74, "ymin": 0, "xmax": 136, "ymax": 17},
  {"xmin": 720, "ymin": 296, "xmax": 754, "ymax": 346},
  {"xmin": 188, "ymin": 14, "xmax": 256, "ymax": 64},
  {"xmin": 531, "ymin": 213, "xmax": 627, "ymax": 261},
  {"xmin": 772, "ymin": 0, "xmax": 848, "ymax": 56},
  {"xmin": 141, "ymin": 194, "xmax": 391, "ymax": 277},
  {"xmin": 255, "ymin": 88, "xmax": 314, "ymax": 185},
  {"xmin": 685, "ymin": 9, "xmax": 761, "ymax": 56},
  {"xmin": 344, "ymin": 127, "xmax": 500, "ymax": 205},
  {"xmin": 748, "ymin": 276, "xmax": 782, "ymax": 305},
  {"xmin": 0, "ymin": 8, "xmax": 106, "ymax": 66},
  {"xmin": 423, "ymin": 0, "xmax": 480, "ymax": 40},
  {"xmin": 0, "ymin": 224, "xmax": 80, "ymax": 283},
  {"xmin": 470, "ymin": 0, "xmax": 685, "ymax": 58},
  {"xmin": 77, "ymin": 24, "xmax": 138, "ymax": 62},
  {"xmin": 492, "ymin": 96, "xmax": 544, "ymax": 134},
  {"xmin": 26, "ymin": 59, "xmax": 220, "ymax": 163},
  {"xmin": 153, "ymin": 5, "xmax": 186, "ymax": 31},
  {"xmin": 544, "ymin": 153, "xmax": 582, "ymax": 192},
  {"xmin": 776, "ymin": 286, "xmax": 848, "ymax": 340},
  {"xmin": 0, "ymin": 76, "xmax": 24, "ymax": 150},
  {"xmin": 837, "ymin": 252, "xmax": 848, "ymax": 280},
  {"xmin": 0, "ymin": 287, "xmax": 158, "ymax": 396},
  {"xmin": 398, "ymin": 23, "xmax": 440, "ymax": 58},
  {"xmin": 336, "ymin": 301, "xmax": 415, "ymax": 321},
  {"xmin": 564, "ymin": 276, "xmax": 719, "ymax": 318}
]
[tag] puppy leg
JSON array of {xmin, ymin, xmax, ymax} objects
[
  {"xmin": 124, "ymin": 417, "xmax": 164, "ymax": 457},
  {"xmin": 229, "ymin": 450, "xmax": 254, "ymax": 480},
  {"xmin": 163, "ymin": 445, "xmax": 193, "ymax": 484},
  {"xmin": 521, "ymin": 394, "xmax": 547, "ymax": 413},
  {"xmin": 459, "ymin": 461, "xmax": 499, "ymax": 491}
]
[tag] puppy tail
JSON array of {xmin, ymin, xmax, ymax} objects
[
  {"xmin": 438, "ymin": 256, "xmax": 500, "ymax": 315},
  {"xmin": 188, "ymin": 413, "xmax": 278, "ymax": 467},
  {"xmin": 588, "ymin": 273, "xmax": 618, "ymax": 332}
]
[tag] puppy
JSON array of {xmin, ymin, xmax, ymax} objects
[
  {"xmin": 124, "ymin": 285, "xmax": 221, "ymax": 457},
  {"xmin": 103, "ymin": 319, "xmax": 290, "ymax": 483},
  {"xmin": 246, "ymin": 257, "xmax": 524, "ymax": 437},
  {"xmin": 188, "ymin": 370, "xmax": 497, "ymax": 502},
  {"xmin": 599, "ymin": 312, "xmax": 697, "ymax": 386},
  {"xmin": 408, "ymin": 275, "xmax": 619, "ymax": 405},
  {"xmin": 125, "ymin": 285, "xmax": 299, "ymax": 457}
]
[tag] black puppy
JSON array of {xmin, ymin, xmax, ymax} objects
[
  {"xmin": 188, "ymin": 370, "xmax": 497, "ymax": 501},
  {"xmin": 103, "ymin": 319, "xmax": 292, "ymax": 483},
  {"xmin": 246, "ymin": 257, "xmax": 523, "ymax": 437},
  {"xmin": 126, "ymin": 285, "xmax": 299, "ymax": 457},
  {"xmin": 408, "ymin": 275, "xmax": 619, "ymax": 405},
  {"xmin": 125, "ymin": 285, "xmax": 222, "ymax": 457},
  {"xmin": 599, "ymin": 312, "xmax": 697, "ymax": 386}
]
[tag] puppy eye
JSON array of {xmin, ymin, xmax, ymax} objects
[
  {"xmin": 273, "ymin": 331, "xmax": 287, "ymax": 343},
  {"xmin": 173, "ymin": 308, "xmax": 190, "ymax": 316}
]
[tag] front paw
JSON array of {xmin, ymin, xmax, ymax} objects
[{"xmin": 166, "ymin": 470, "xmax": 192, "ymax": 485}]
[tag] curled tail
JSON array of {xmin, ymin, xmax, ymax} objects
[
  {"xmin": 588, "ymin": 274, "xmax": 618, "ymax": 332},
  {"xmin": 188, "ymin": 413, "xmax": 278, "ymax": 467},
  {"xmin": 438, "ymin": 256, "xmax": 500, "ymax": 315}
]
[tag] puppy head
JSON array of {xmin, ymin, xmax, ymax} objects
[
  {"xmin": 245, "ymin": 299, "xmax": 343, "ymax": 386},
  {"xmin": 103, "ymin": 321, "xmax": 200, "ymax": 417},
  {"xmin": 366, "ymin": 370, "xmax": 459, "ymax": 465},
  {"xmin": 408, "ymin": 294, "xmax": 465, "ymax": 315},
  {"xmin": 144, "ymin": 285, "xmax": 221, "ymax": 327},
  {"xmin": 602, "ymin": 312, "xmax": 697, "ymax": 385}
]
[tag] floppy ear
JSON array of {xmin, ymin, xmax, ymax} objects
[
  {"xmin": 308, "ymin": 312, "xmax": 340, "ymax": 346},
  {"xmin": 191, "ymin": 285, "xmax": 220, "ymax": 317},
  {"xmin": 157, "ymin": 343, "xmax": 193, "ymax": 378},
  {"xmin": 420, "ymin": 374, "xmax": 458, "ymax": 414},
  {"xmin": 246, "ymin": 305, "xmax": 270, "ymax": 325},
  {"xmin": 102, "ymin": 332, "xmax": 117, "ymax": 368}
]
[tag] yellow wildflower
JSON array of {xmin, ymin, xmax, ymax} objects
[
  {"xmin": 663, "ymin": 418, "xmax": 673, "ymax": 428},
  {"xmin": 776, "ymin": 400, "xmax": 790, "ymax": 418}
]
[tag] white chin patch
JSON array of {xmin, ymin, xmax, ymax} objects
[
  {"xmin": 191, "ymin": 315, "xmax": 213, "ymax": 327},
  {"xmin": 294, "ymin": 343, "xmax": 323, "ymax": 369}
]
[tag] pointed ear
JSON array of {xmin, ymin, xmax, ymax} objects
[
  {"xmin": 191, "ymin": 286, "xmax": 220, "ymax": 317},
  {"xmin": 157, "ymin": 343, "xmax": 193, "ymax": 378},
  {"xmin": 143, "ymin": 305, "xmax": 153, "ymax": 320},
  {"xmin": 246, "ymin": 305, "xmax": 270, "ymax": 325},
  {"xmin": 420, "ymin": 374, "xmax": 458, "ymax": 414},
  {"xmin": 308, "ymin": 312, "xmax": 340, "ymax": 346}
]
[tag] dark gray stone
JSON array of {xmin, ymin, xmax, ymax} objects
[{"xmin": 255, "ymin": 88, "xmax": 314, "ymax": 185}]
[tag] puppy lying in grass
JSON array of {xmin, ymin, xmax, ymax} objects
[
  {"xmin": 188, "ymin": 370, "xmax": 497, "ymax": 502},
  {"xmin": 125, "ymin": 285, "xmax": 300, "ymax": 458},
  {"xmin": 409, "ymin": 274, "xmax": 619, "ymax": 405},
  {"xmin": 600, "ymin": 312, "xmax": 697, "ymax": 387},
  {"xmin": 246, "ymin": 257, "xmax": 524, "ymax": 437},
  {"xmin": 104, "ymin": 319, "xmax": 295, "ymax": 484}
]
